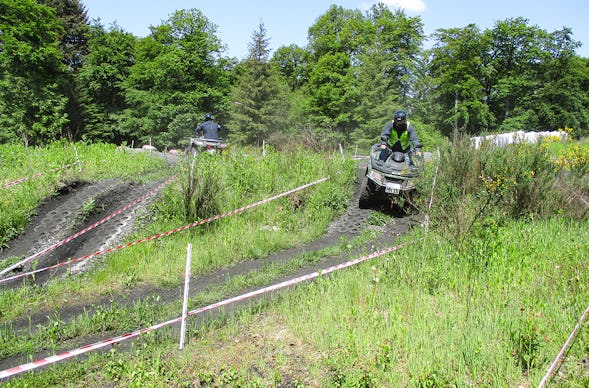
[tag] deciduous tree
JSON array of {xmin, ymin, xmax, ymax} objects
[
  {"xmin": 120, "ymin": 9, "xmax": 231, "ymax": 149},
  {"xmin": 77, "ymin": 22, "xmax": 137, "ymax": 142}
]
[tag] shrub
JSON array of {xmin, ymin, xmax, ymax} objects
[
  {"xmin": 183, "ymin": 155, "xmax": 225, "ymax": 222},
  {"xmin": 420, "ymin": 136, "xmax": 586, "ymax": 247}
]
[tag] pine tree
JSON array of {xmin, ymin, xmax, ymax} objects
[
  {"xmin": 228, "ymin": 22, "xmax": 289, "ymax": 146},
  {"xmin": 0, "ymin": 0, "xmax": 68, "ymax": 145},
  {"xmin": 38, "ymin": 0, "xmax": 91, "ymax": 140},
  {"xmin": 38, "ymin": 0, "xmax": 90, "ymax": 72}
]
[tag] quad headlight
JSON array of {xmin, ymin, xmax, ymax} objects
[{"xmin": 367, "ymin": 170, "xmax": 385, "ymax": 185}]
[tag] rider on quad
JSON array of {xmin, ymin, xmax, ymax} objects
[
  {"xmin": 379, "ymin": 110, "xmax": 422, "ymax": 163},
  {"xmin": 195, "ymin": 113, "xmax": 221, "ymax": 140}
]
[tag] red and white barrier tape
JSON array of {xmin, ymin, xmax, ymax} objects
[
  {"xmin": 0, "ymin": 177, "xmax": 329, "ymax": 284},
  {"xmin": 2, "ymin": 164, "xmax": 75, "ymax": 190},
  {"xmin": 0, "ymin": 175, "xmax": 178, "ymax": 277},
  {"xmin": 0, "ymin": 238, "xmax": 422, "ymax": 380}
]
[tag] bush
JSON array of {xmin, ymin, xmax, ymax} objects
[
  {"xmin": 420, "ymin": 136, "xmax": 586, "ymax": 247},
  {"xmin": 183, "ymin": 155, "xmax": 225, "ymax": 222}
]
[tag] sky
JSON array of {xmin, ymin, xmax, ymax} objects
[{"xmin": 81, "ymin": 0, "xmax": 589, "ymax": 59}]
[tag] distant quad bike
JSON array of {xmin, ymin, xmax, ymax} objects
[
  {"xmin": 188, "ymin": 136, "xmax": 227, "ymax": 156},
  {"xmin": 358, "ymin": 144, "xmax": 424, "ymax": 211}
]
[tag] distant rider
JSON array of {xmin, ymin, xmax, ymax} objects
[
  {"xmin": 195, "ymin": 113, "xmax": 221, "ymax": 140},
  {"xmin": 379, "ymin": 110, "xmax": 422, "ymax": 161}
]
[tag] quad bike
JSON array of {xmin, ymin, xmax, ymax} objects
[
  {"xmin": 187, "ymin": 137, "xmax": 227, "ymax": 155},
  {"xmin": 358, "ymin": 144, "xmax": 423, "ymax": 210}
]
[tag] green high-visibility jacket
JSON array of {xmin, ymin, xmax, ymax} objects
[
  {"xmin": 386, "ymin": 126, "xmax": 411, "ymax": 150},
  {"xmin": 380, "ymin": 120, "xmax": 421, "ymax": 152}
]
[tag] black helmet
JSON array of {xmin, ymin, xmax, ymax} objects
[
  {"xmin": 204, "ymin": 113, "xmax": 213, "ymax": 120},
  {"xmin": 393, "ymin": 110, "xmax": 407, "ymax": 122}
]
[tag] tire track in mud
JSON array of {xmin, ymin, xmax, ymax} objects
[
  {"xmin": 0, "ymin": 160, "xmax": 420, "ymax": 375},
  {"xmin": 0, "ymin": 179, "xmax": 119, "ymax": 262},
  {"xmin": 0, "ymin": 178, "xmax": 171, "ymax": 286}
]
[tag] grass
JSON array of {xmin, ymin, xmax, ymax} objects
[
  {"xmin": 1, "ymin": 139, "xmax": 588, "ymax": 386},
  {"xmin": 7, "ymin": 216, "xmax": 587, "ymax": 387},
  {"xmin": 0, "ymin": 233, "xmax": 363, "ymax": 362}
]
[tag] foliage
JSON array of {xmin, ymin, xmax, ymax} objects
[
  {"xmin": 305, "ymin": 51, "xmax": 356, "ymax": 139},
  {"xmin": 183, "ymin": 155, "xmax": 225, "ymax": 221},
  {"xmin": 38, "ymin": 0, "xmax": 91, "ymax": 142},
  {"xmin": 118, "ymin": 9, "xmax": 232, "ymax": 149},
  {"xmin": 39, "ymin": 0, "xmax": 89, "ymax": 72},
  {"xmin": 228, "ymin": 23, "xmax": 290, "ymax": 146},
  {"xmin": 429, "ymin": 24, "xmax": 493, "ymax": 138},
  {"xmin": 416, "ymin": 136, "xmax": 586, "ymax": 247},
  {"xmin": 76, "ymin": 22, "xmax": 137, "ymax": 143},
  {"xmin": 2, "ymin": 3, "xmax": 589, "ymax": 147},
  {"xmin": 1, "ymin": 138, "xmax": 588, "ymax": 386},
  {"xmin": 554, "ymin": 141, "xmax": 589, "ymax": 176},
  {"xmin": 0, "ymin": 75, "xmax": 68, "ymax": 145},
  {"xmin": 428, "ymin": 17, "xmax": 589, "ymax": 138},
  {"xmin": 510, "ymin": 314, "xmax": 542, "ymax": 372},
  {"xmin": 0, "ymin": 0, "xmax": 69, "ymax": 146},
  {"xmin": 271, "ymin": 44, "xmax": 308, "ymax": 91}
]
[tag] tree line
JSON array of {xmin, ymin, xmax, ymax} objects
[{"xmin": 1, "ymin": 0, "xmax": 588, "ymax": 150}]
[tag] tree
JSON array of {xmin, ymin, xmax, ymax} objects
[
  {"xmin": 38, "ymin": 0, "xmax": 91, "ymax": 141},
  {"xmin": 429, "ymin": 24, "xmax": 493, "ymax": 138},
  {"xmin": 525, "ymin": 28, "xmax": 589, "ymax": 135},
  {"xmin": 303, "ymin": 6, "xmax": 369, "ymax": 144},
  {"xmin": 77, "ymin": 22, "xmax": 137, "ymax": 142},
  {"xmin": 271, "ymin": 44, "xmax": 308, "ymax": 91},
  {"xmin": 228, "ymin": 22, "xmax": 289, "ymax": 146},
  {"xmin": 38, "ymin": 0, "xmax": 89, "ymax": 72},
  {"xmin": 120, "ymin": 9, "xmax": 231, "ymax": 149},
  {"xmin": 365, "ymin": 4, "xmax": 424, "ymax": 103},
  {"xmin": 486, "ymin": 18, "xmax": 546, "ymax": 128},
  {"xmin": 351, "ymin": 4, "xmax": 425, "ymax": 146},
  {"xmin": 307, "ymin": 5, "xmax": 366, "ymax": 60},
  {"xmin": 0, "ymin": 0, "xmax": 68, "ymax": 145}
]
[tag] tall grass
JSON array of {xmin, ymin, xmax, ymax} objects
[
  {"xmin": 14, "ymin": 217, "xmax": 585, "ymax": 387},
  {"xmin": 270, "ymin": 217, "xmax": 588, "ymax": 386}
]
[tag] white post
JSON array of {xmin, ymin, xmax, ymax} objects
[
  {"xmin": 72, "ymin": 144, "xmax": 82, "ymax": 172},
  {"xmin": 262, "ymin": 140, "xmax": 266, "ymax": 158},
  {"xmin": 425, "ymin": 147, "xmax": 440, "ymax": 233},
  {"xmin": 339, "ymin": 144, "xmax": 345, "ymax": 159},
  {"xmin": 179, "ymin": 243, "xmax": 192, "ymax": 350}
]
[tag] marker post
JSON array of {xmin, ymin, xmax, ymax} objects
[{"xmin": 179, "ymin": 244, "xmax": 192, "ymax": 350}]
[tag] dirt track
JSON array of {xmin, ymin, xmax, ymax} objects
[{"xmin": 0, "ymin": 153, "xmax": 419, "ymax": 374}]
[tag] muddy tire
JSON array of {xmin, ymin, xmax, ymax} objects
[{"xmin": 358, "ymin": 175, "xmax": 375, "ymax": 209}]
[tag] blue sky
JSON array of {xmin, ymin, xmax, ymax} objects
[{"xmin": 81, "ymin": 0, "xmax": 589, "ymax": 59}]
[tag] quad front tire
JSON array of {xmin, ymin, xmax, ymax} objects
[{"xmin": 358, "ymin": 176, "xmax": 376, "ymax": 209}]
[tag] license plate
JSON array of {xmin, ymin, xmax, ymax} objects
[{"xmin": 385, "ymin": 183, "xmax": 401, "ymax": 194}]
